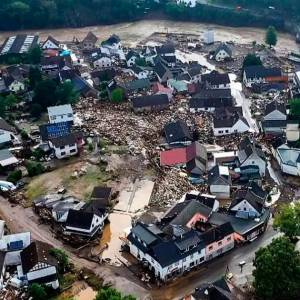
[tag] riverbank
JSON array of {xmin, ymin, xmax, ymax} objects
[{"xmin": 0, "ymin": 20, "xmax": 298, "ymax": 53}]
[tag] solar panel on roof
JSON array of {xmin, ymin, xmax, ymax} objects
[
  {"xmin": 46, "ymin": 122, "xmax": 71, "ymax": 139},
  {"xmin": 8, "ymin": 240, "xmax": 24, "ymax": 250}
]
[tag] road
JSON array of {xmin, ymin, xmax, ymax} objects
[{"xmin": 0, "ymin": 196, "xmax": 279, "ymax": 300}]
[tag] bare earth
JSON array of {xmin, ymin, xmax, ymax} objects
[{"xmin": 0, "ymin": 20, "xmax": 298, "ymax": 52}]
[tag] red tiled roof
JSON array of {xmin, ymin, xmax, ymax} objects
[
  {"xmin": 152, "ymin": 82, "xmax": 172, "ymax": 94},
  {"xmin": 160, "ymin": 143, "xmax": 196, "ymax": 166}
]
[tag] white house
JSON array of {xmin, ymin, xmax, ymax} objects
[
  {"xmin": 48, "ymin": 104, "xmax": 74, "ymax": 124},
  {"xmin": 65, "ymin": 209, "xmax": 108, "ymax": 237},
  {"xmin": 19, "ymin": 241, "xmax": 59, "ymax": 289},
  {"xmin": 203, "ymin": 29, "xmax": 214, "ymax": 45},
  {"xmin": 201, "ymin": 72, "xmax": 231, "ymax": 89},
  {"xmin": 238, "ymin": 137, "xmax": 266, "ymax": 177},
  {"xmin": 129, "ymin": 66, "xmax": 150, "ymax": 79},
  {"xmin": 275, "ymin": 144, "xmax": 300, "ymax": 176},
  {"xmin": 102, "ymin": 34, "xmax": 122, "ymax": 55},
  {"xmin": 208, "ymin": 165, "xmax": 231, "ymax": 199},
  {"xmin": 93, "ymin": 55, "xmax": 112, "ymax": 68},
  {"xmin": 213, "ymin": 43, "xmax": 232, "ymax": 62},
  {"xmin": 41, "ymin": 36, "xmax": 60, "ymax": 50},
  {"xmin": 0, "ymin": 118, "xmax": 17, "ymax": 145},
  {"xmin": 261, "ymin": 101, "xmax": 286, "ymax": 134},
  {"xmin": 176, "ymin": 0, "xmax": 196, "ymax": 7},
  {"xmin": 213, "ymin": 107, "xmax": 249, "ymax": 136},
  {"xmin": 126, "ymin": 50, "xmax": 140, "ymax": 67},
  {"xmin": 6, "ymin": 78, "xmax": 25, "ymax": 93},
  {"xmin": 127, "ymin": 223, "xmax": 206, "ymax": 282}
]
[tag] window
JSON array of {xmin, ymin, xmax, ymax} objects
[
  {"xmin": 70, "ymin": 149, "xmax": 76, "ymax": 153},
  {"xmin": 208, "ymin": 245, "xmax": 213, "ymax": 250},
  {"xmin": 183, "ymin": 258, "xmax": 186, "ymax": 262},
  {"xmin": 227, "ymin": 236, "xmax": 231, "ymax": 241},
  {"xmin": 61, "ymin": 151, "xmax": 66, "ymax": 156},
  {"xmin": 218, "ymin": 241, "xmax": 222, "ymax": 246},
  {"xmin": 219, "ymin": 130, "xmax": 223, "ymax": 134},
  {"xmin": 225, "ymin": 130, "xmax": 229, "ymax": 133},
  {"xmin": 60, "ymin": 146, "xmax": 65, "ymax": 150}
]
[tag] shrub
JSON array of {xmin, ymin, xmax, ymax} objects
[
  {"xmin": 28, "ymin": 283, "xmax": 48, "ymax": 300},
  {"xmin": 26, "ymin": 161, "xmax": 45, "ymax": 177},
  {"xmin": 7, "ymin": 170, "xmax": 22, "ymax": 184}
]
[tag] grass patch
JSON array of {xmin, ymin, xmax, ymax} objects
[
  {"xmin": 59, "ymin": 273, "xmax": 78, "ymax": 290},
  {"xmin": 80, "ymin": 268, "xmax": 103, "ymax": 291},
  {"xmin": 24, "ymin": 183, "xmax": 46, "ymax": 207}
]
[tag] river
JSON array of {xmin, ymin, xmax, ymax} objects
[{"xmin": 0, "ymin": 20, "xmax": 298, "ymax": 52}]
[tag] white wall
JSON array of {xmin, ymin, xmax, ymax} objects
[
  {"xmin": 241, "ymin": 154, "xmax": 266, "ymax": 176},
  {"xmin": 49, "ymin": 112, "xmax": 73, "ymax": 124},
  {"xmin": 66, "ymin": 214, "xmax": 105, "ymax": 235},
  {"xmin": 215, "ymin": 50, "xmax": 230, "ymax": 62},
  {"xmin": 210, "ymin": 184, "xmax": 230, "ymax": 199},
  {"xmin": 94, "ymin": 57, "xmax": 112, "ymax": 68},
  {"xmin": 51, "ymin": 143, "xmax": 78, "ymax": 159},
  {"xmin": 42, "ymin": 40, "xmax": 59, "ymax": 49},
  {"xmin": 27, "ymin": 266, "xmax": 59, "ymax": 289},
  {"xmin": 231, "ymin": 200, "xmax": 260, "ymax": 215},
  {"xmin": 264, "ymin": 110, "xmax": 286, "ymax": 121},
  {"xmin": 214, "ymin": 119, "xmax": 249, "ymax": 136}
]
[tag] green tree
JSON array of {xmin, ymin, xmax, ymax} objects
[
  {"xmin": 96, "ymin": 287, "xmax": 136, "ymax": 300},
  {"xmin": 265, "ymin": 26, "xmax": 278, "ymax": 48},
  {"xmin": 253, "ymin": 236, "xmax": 300, "ymax": 300},
  {"xmin": 49, "ymin": 248, "xmax": 70, "ymax": 273},
  {"xmin": 28, "ymin": 283, "xmax": 48, "ymax": 300},
  {"xmin": 290, "ymin": 98, "xmax": 300, "ymax": 117},
  {"xmin": 274, "ymin": 202, "xmax": 300, "ymax": 240},
  {"xmin": 55, "ymin": 81, "xmax": 79, "ymax": 105},
  {"xmin": 27, "ymin": 46, "xmax": 42, "ymax": 64},
  {"xmin": 26, "ymin": 161, "xmax": 45, "ymax": 177},
  {"xmin": 29, "ymin": 67, "xmax": 42, "ymax": 89},
  {"xmin": 30, "ymin": 103, "xmax": 43, "ymax": 118},
  {"xmin": 7, "ymin": 170, "xmax": 22, "ymax": 184},
  {"xmin": 111, "ymin": 88, "xmax": 124, "ymax": 103},
  {"xmin": 33, "ymin": 79, "xmax": 57, "ymax": 109},
  {"xmin": 242, "ymin": 53, "xmax": 262, "ymax": 69}
]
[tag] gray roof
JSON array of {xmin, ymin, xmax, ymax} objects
[
  {"xmin": 131, "ymin": 222, "xmax": 159, "ymax": 245},
  {"xmin": 164, "ymin": 119, "xmax": 193, "ymax": 145},
  {"xmin": 208, "ymin": 165, "xmax": 231, "ymax": 186},
  {"xmin": 214, "ymin": 43, "xmax": 233, "ymax": 57},
  {"xmin": 48, "ymin": 104, "xmax": 73, "ymax": 116},
  {"xmin": 244, "ymin": 66, "xmax": 282, "ymax": 80},
  {"xmin": 0, "ymin": 34, "xmax": 39, "ymax": 55},
  {"xmin": 0, "ymin": 149, "xmax": 15, "ymax": 161},
  {"xmin": 0, "ymin": 118, "xmax": 13, "ymax": 132},
  {"xmin": 132, "ymin": 94, "xmax": 169, "ymax": 108},
  {"xmin": 238, "ymin": 137, "xmax": 266, "ymax": 163},
  {"xmin": 265, "ymin": 101, "xmax": 286, "ymax": 116},
  {"xmin": 213, "ymin": 107, "xmax": 249, "ymax": 129}
]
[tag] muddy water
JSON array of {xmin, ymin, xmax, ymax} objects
[
  {"xmin": 74, "ymin": 287, "xmax": 97, "ymax": 300},
  {"xmin": 0, "ymin": 20, "xmax": 298, "ymax": 52}
]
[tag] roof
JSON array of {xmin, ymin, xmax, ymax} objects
[
  {"xmin": 154, "ymin": 61, "xmax": 170, "ymax": 79},
  {"xmin": 41, "ymin": 56, "xmax": 66, "ymax": 68},
  {"xmin": 193, "ymin": 88, "xmax": 232, "ymax": 100},
  {"xmin": 201, "ymin": 222, "xmax": 234, "ymax": 245},
  {"xmin": 20, "ymin": 241, "xmax": 57, "ymax": 274},
  {"xmin": 238, "ymin": 137, "xmax": 266, "ymax": 163},
  {"xmin": 66, "ymin": 209, "xmax": 94, "ymax": 230},
  {"xmin": 39, "ymin": 121, "xmax": 72, "ymax": 141},
  {"xmin": 83, "ymin": 200, "xmax": 107, "ymax": 217},
  {"xmin": 42, "ymin": 35, "xmax": 60, "ymax": 48},
  {"xmin": 131, "ymin": 222, "xmax": 160, "ymax": 246},
  {"xmin": 168, "ymin": 79, "xmax": 188, "ymax": 92},
  {"xmin": 103, "ymin": 34, "xmax": 121, "ymax": 45},
  {"xmin": 213, "ymin": 107, "xmax": 249, "ymax": 129},
  {"xmin": 47, "ymin": 104, "xmax": 73, "ymax": 116},
  {"xmin": 262, "ymin": 119, "xmax": 287, "ymax": 129},
  {"xmin": 152, "ymin": 82, "xmax": 172, "ymax": 94},
  {"xmin": 160, "ymin": 143, "xmax": 197, "ymax": 166},
  {"xmin": 214, "ymin": 43, "xmax": 232, "ymax": 57},
  {"xmin": 0, "ymin": 34, "xmax": 39, "ymax": 55},
  {"xmin": 50, "ymin": 132, "xmax": 83, "ymax": 148},
  {"xmin": 244, "ymin": 66, "xmax": 282, "ymax": 79},
  {"xmin": 187, "ymin": 65, "xmax": 202, "ymax": 77},
  {"xmin": 90, "ymin": 68, "xmax": 116, "ymax": 81},
  {"xmin": 132, "ymin": 94, "xmax": 169, "ymax": 109},
  {"xmin": 123, "ymin": 78, "xmax": 151, "ymax": 91},
  {"xmin": 0, "ymin": 149, "xmax": 18, "ymax": 167},
  {"xmin": 156, "ymin": 42, "xmax": 175, "ymax": 55},
  {"xmin": 82, "ymin": 32, "xmax": 98, "ymax": 44},
  {"xmin": 265, "ymin": 101, "xmax": 286, "ymax": 116},
  {"xmin": 164, "ymin": 119, "xmax": 193, "ymax": 145},
  {"xmin": 208, "ymin": 165, "xmax": 231, "ymax": 185},
  {"xmin": 91, "ymin": 187, "xmax": 112, "ymax": 200},
  {"xmin": 201, "ymin": 72, "xmax": 230, "ymax": 86},
  {"xmin": 0, "ymin": 118, "xmax": 14, "ymax": 132},
  {"xmin": 126, "ymin": 50, "xmax": 139, "ymax": 61}
]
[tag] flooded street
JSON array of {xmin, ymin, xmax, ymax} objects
[{"xmin": 0, "ymin": 20, "xmax": 298, "ymax": 52}]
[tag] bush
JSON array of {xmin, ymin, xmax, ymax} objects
[
  {"xmin": 30, "ymin": 103, "xmax": 43, "ymax": 118},
  {"xmin": 49, "ymin": 248, "xmax": 70, "ymax": 274},
  {"xmin": 7, "ymin": 170, "xmax": 22, "ymax": 184},
  {"xmin": 29, "ymin": 283, "xmax": 48, "ymax": 300},
  {"xmin": 111, "ymin": 88, "xmax": 124, "ymax": 103},
  {"xmin": 32, "ymin": 148, "xmax": 44, "ymax": 161},
  {"xmin": 26, "ymin": 161, "xmax": 45, "ymax": 177},
  {"xmin": 20, "ymin": 130, "xmax": 29, "ymax": 140}
]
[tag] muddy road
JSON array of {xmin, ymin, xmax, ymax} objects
[{"xmin": 0, "ymin": 20, "xmax": 298, "ymax": 52}]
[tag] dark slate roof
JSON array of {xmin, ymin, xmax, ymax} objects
[
  {"xmin": 238, "ymin": 137, "xmax": 266, "ymax": 163},
  {"xmin": 131, "ymin": 65, "xmax": 144, "ymax": 75},
  {"xmin": 91, "ymin": 187, "xmax": 112, "ymax": 200},
  {"xmin": 42, "ymin": 35, "xmax": 60, "ymax": 47},
  {"xmin": 244, "ymin": 66, "xmax": 282, "ymax": 79},
  {"xmin": 193, "ymin": 88, "xmax": 232, "ymax": 100},
  {"xmin": 154, "ymin": 61, "xmax": 169, "ymax": 78},
  {"xmin": 262, "ymin": 120, "xmax": 287, "ymax": 129},
  {"xmin": 83, "ymin": 200, "xmax": 107, "ymax": 217},
  {"xmin": 122, "ymin": 78, "xmax": 151, "ymax": 91},
  {"xmin": 188, "ymin": 65, "xmax": 202, "ymax": 77},
  {"xmin": 156, "ymin": 42, "xmax": 175, "ymax": 55},
  {"xmin": 208, "ymin": 165, "xmax": 231, "ymax": 185},
  {"xmin": 214, "ymin": 43, "xmax": 233, "ymax": 57},
  {"xmin": 248, "ymin": 181, "xmax": 268, "ymax": 200},
  {"xmin": 177, "ymin": 72, "xmax": 191, "ymax": 81},
  {"xmin": 66, "ymin": 209, "xmax": 94, "ymax": 230},
  {"xmin": 126, "ymin": 50, "xmax": 139, "ymax": 61},
  {"xmin": 0, "ymin": 118, "xmax": 13, "ymax": 132},
  {"xmin": 161, "ymin": 55, "xmax": 176, "ymax": 64},
  {"xmin": 82, "ymin": 32, "xmax": 98, "ymax": 44},
  {"xmin": 0, "ymin": 34, "xmax": 39, "ymax": 55},
  {"xmin": 39, "ymin": 121, "xmax": 72, "ymax": 141},
  {"xmin": 41, "ymin": 56, "xmax": 66, "ymax": 68},
  {"xmin": 201, "ymin": 72, "xmax": 230, "ymax": 86},
  {"xmin": 20, "ymin": 241, "xmax": 57, "ymax": 274},
  {"xmin": 103, "ymin": 34, "xmax": 121, "ymax": 45},
  {"xmin": 164, "ymin": 119, "xmax": 193, "ymax": 145},
  {"xmin": 265, "ymin": 101, "xmax": 286, "ymax": 116},
  {"xmin": 50, "ymin": 132, "xmax": 83, "ymax": 147},
  {"xmin": 131, "ymin": 222, "xmax": 160, "ymax": 246},
  {"xmin": 201, "ymin": 222, "xmax": 234, "ymax": 245},
  {"xmin": 132, "ymin": 94, "xmax": 169, "ymax": 108},
  {"xmin": 213, "ymin": 107, "xmax": 249, "ymax": 129}
]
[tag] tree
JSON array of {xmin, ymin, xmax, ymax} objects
[
  {"xmin": 27, "ymin": 46, "xmax": 42, "ymax": 64},
  {"xmin": 33, "ymin": 79, "xmax": 57, "ymax": 109},
  {"xmin": 30, "ymin": 103, "xmax": 43, "ymax": 118},
  {"xmin": 26, "ymin": 161, "xmax": 45, "ymax": 177},
  {"xmin": 49, "ymin": 248, "xmax": 70, "ymax": 273},
  {"xmin": 111, "ymin": 88, "xmax": 124, "ymax": 103},
  {"xmin": 55, "ymin": 81, "xmax": 79, "ymax": 105},
  {"xmin": 135, "ymin": 57, "xmax": 146, "ymax": 67},
  {"xmin": 290, "ymin": 98, "xmax": 300, "ymax": 117},
  {"xmin": 7, "ymin": 170, "xmax": 22, "ymax": 184},
  {"xmin": 242, "ymin": 53, "xmax": 262, "ymax": 69},
  {"xmin": 29, "ymin": 67, "xmax": 42, "ymax": 89},
  {"xmin": 274, "ymin": 202, "xmax": 300, "ymax": 240},
  {"xmin": 253, "ymin": 236, "xmax": 300, "ymax": 300},
  {"xmin": 265, "ymin": 26, "xmax": 278, "ymax": 48},
  {"xmin": 96, "ymin": 287, "xmax": 136, "ymax": 300},
  {"xmin": 28, "ymin": 283, "xmax": 48, "ymax": 300}
]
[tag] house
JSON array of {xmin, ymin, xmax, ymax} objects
[
  {"xmin": 261, "ymin": 101, "xmax": 286, "ymax": 135},
  {"xmin": 121, "ymin": 78, "xmax": 151, "ymax": 94},
  {"xmin": 0, "ymin": 149, "xmax": 19, "ymax": 168},
  {"xmin": 176, "ymin": 0, "xmax": 196, "ymax": 7},
  {"xmin": 152, "ymin": 82, "xmax": 173, "ymax": 100},
  {"xmin": 213, "ymin": 43, "xmax": 232, "ymax": 62},
  {"xmin": 48, "ymin": 104, "xmax": 74, "ymax": 124},
  {"xmin": 0, "ymin": 118, "xmax": 16, "ymax": 144},
  {"xmin": 243, "ymin": 66, "xmax": 287, "ymax": 88},
  {"xmin": 127, "ymin": 222, "xmax": 206, "ymax": 282},
  {"xmin": 65, "ymin": 208, "xmax": 107, "ymax": 237},
  {"xmin": 154, "ymin": 61, "xmax": 173, "ymax": 83},
  {"xmin": 187, "ymin": 65, "xmax": 202, "ymax": 83},
  {"xmin": 49, "ymin": 132, "xmax": 83, "ymax": 159},
  {"xmin": 39, "ymin": 121, "xmax": 72, "ymax": 141},
  {"xmin": 184, "ymin": 193, "xmax": 219, "ymax": 213},
  {"xmin": 164, "ymin": 119, "xmax": 193, "ymax": 147},
  {"xmin": 208, "ymin": 165, "xmax": 231, "ymax": 199},
  {"xmin": 81, "ymin": 32, "xmax": 98, "ymax": 50},
  {"xmin": 92, "ymin": 54, "xmax": 112, "ymax": 68},
  {"xmin": 201, "ymin": 72, "xmax": 231, "ymax": 89},
  {"xmin": 183, "ymin": 278, "xmax": 232, "ymax": 300},
  {"xmin": 0, "ymin": 35, "xmax": 39, "ymax": 56},
  {"xmin": 4, "ymin": 76, "xmax": 25, "ymax": 93},
  {"xmin": 129, "ymin": 65, "xmax": 149, "ymax": 79},
  {"xmin": 160, "ymin": 54, "xmax": 177, "ymax": 68},
  {"xmin": 19, "ymin": 241, "xmax": 59, "ymax": 289},
  {"xmin": 102, "ymin": 34, "xmax": 122, "ymax": 54},
  {"xmin": 229, "ymin": 182, "xmax": 267, "ymax": 218},
  {"xmin": 126, "ymin": 50, "xmax": 140, "ymax": 67},
  {"xmin": 213, "ymin": 107, "xmax": 249, "ymax": 136},
  {"xmin": 142, "ymin": 46, "xmax": 157, "ymax": 65},
  {"xmin": 275, "ymin": 144, "xmax": 300, "ymax": 176},
  {"xmin": 90, "ymin": 186, "xmax": 112, "ymax": 209},
  {"xmin": 132, "ymin": 94, "xmax": 169, "ymax": 112},
  {"xmin": 167, "ymin": 79, "xmax": 188, "ymax": 93},
  {"xmin": 190, "ymin": 89, "xmax": 233, "ymax": 113},
  {"xmin": 201, "ymin": 222, "xmax": 235, "ymax": 261},
  {"xmin": 41, "ymin": 56, "xmax": 69, "ymax": 76},
  {"xmin": 237, "ymin": 137, "xmax": 266, "ymax": 176},
  {"xmin": 41, "ymin": 36, "xmax": 60, "ymax": 50},
  {"xmin": 156, "ymin": 42, "xmax": 175, "ymax": 58},
  {"xmin": 203, "ymin": 29, "xmax": 215, "ymax": 45}
]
